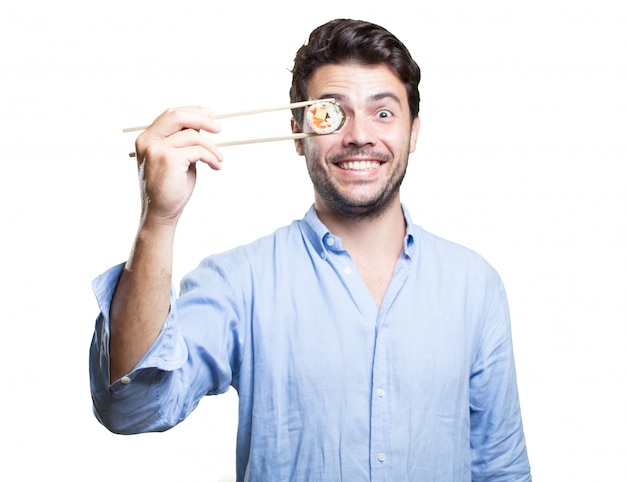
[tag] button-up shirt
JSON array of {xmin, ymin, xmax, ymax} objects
[{"xmin": 90, "ymin": 205, "xmax": 531, "ymax": 481}]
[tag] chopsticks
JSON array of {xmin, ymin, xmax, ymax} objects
[
  {"xmin": 124, "ymin": 98, "xmax": 335, "ymax": 156},
  {"xmin": 122, "ymin": 98, "xmax": 336, "ymax": 133},
  {"xmin": 127, "ymin": 132, "xmax": 324, "ymax": 156},
  {"xmin": 213, "ymin": 132, "xmax": 319, "ymax": 147}
]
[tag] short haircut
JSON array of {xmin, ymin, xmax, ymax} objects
[{"xmin": 290, "ymin": 19, "xmax": 421, "ymax": 126}]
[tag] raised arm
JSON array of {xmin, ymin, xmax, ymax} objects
[{"xmin": 109, "ymin": 107, "xmax": 223, "ymax": 383}]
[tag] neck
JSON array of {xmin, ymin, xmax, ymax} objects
[
  {"xmin": 316, "ymin": 199, "xmax": 406, "ymax": 308},
  {"xmin": 315, "ymin": 199, "xmax": 406, "ymax": 255}
]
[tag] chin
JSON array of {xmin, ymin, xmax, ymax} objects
[{"xmin": 326, "ymin": 193, "xmax": 398, "ymax": 220}]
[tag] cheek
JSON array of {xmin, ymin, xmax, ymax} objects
[
  {"xmin": 301, "ymin": 138, "xmax": 320, "ymax": 162},
  {"xmin": 304, "ymin": 135, "xmax": 339, "ymax": 158},
  {"xmin": 377, "ymin": 132, "xmax": 407, "ymax": 156},
  {"xmin": 387, "ymin": 127, "xmax": 415, "ymax": 154}
]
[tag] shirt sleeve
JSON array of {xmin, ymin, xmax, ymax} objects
[
  {"xmin": 469, "ymin": 275, "xmax": 532, "ymax": 481},
  {"xmin": 89, "ymin": 260, "xmax": 241, "ymax": 435}
]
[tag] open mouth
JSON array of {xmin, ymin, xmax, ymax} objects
[{"xmin": 336, "ymin": 160, "xmax": 382, "ymax": 171}]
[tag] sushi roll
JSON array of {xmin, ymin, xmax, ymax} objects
[{"xmin": 306, "ymin": 101, "xmax": 346, "ymax": 135}]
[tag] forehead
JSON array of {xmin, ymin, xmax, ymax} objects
[{"xmin": 307, "ymin": 63, "xmax": 408, "ymax": 105}]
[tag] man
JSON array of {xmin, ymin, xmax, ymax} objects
[{"xmin": 90, "ymin": 18, "xmax": 532, "ymax": 481}]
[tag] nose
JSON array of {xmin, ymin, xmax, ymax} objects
[{"xmin": 341, "ymin": 114, "xmax": 375, "ymax": 147}]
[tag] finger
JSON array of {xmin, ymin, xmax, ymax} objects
[
  {"xmin": 145, "ymin": 106, "xmax": 222, "ymax": 139},
  {"xmin": 141, "ymin": 129, "xmax": 224, "ymax": 170},
  {"xmin": 137, "ymin": 123, "xmax": 224, "ymax": 155},
  {"xmin": 172, "ymin": 145, "xmax": 224, "ymax": 171},
  {"xmin": 162, "ymin": 128, "xmax": 224, "ymax": 165}
]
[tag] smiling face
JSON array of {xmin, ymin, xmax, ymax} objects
[{"xmin": 294, "ymin": 63, "xmax": 420, "ymax": 220}]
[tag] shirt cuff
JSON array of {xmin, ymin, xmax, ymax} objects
[{"xmin": 91, "ymin": 263, "xmax": 188, "ymax": 379}]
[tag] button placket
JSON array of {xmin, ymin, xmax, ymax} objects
[{"xmin": 370, "ymin": 325, "xmax": 391, "ymax": 478}]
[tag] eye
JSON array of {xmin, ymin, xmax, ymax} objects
[{"xmin": 376, "ymin": 109, "xmax": 393, "ymax": 120}]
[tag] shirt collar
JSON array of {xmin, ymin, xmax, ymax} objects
[
  {"xmin": 301, "ymin": 204, "xmax": 416, "ymax": 259},
  {"xmin": 400, "ymin": 204, "xmax": 416, "ymax": 258}
]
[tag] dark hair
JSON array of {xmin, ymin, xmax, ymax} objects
[{"xmin": 290, "ymin": 19, "xmax": 421, "ymax": 126}]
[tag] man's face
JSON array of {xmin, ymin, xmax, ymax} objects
[{"xmin": 294, "ymin": 63, "xmax": 420, "ymax": 219}]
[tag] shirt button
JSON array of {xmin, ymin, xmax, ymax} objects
[
  {"xmin": 377, "ymin": 388, "xmax": 385, "ymax": 397},
  {"xmin": 343, "ymin": 267, "xmax": 352, "ymax": 275},
  {"xmin": 326, "ymin": 237, "xmax": 335, "ymax": 246},
  {"xmin": 377, "ymin": 453, "xmax": 386, "ymax": 462},
  {"xmin": 120, "ymin": 376, "xmax": 131, "ymax": 384},
  {"xmin": 320, "ymin": 251, "xmax": 326, "ymax": 259}
]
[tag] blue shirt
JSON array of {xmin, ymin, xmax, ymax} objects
[{"xmin": 90, "ymin": 205, "xmax": 531, "ymax": 481}]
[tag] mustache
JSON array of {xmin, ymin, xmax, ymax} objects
[{"xmin": 326, "ymin": 147, "xmax": 393, "ymax": 164}]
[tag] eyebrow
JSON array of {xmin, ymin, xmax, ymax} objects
[{"xmin": 322, "ymin": 92, "xmax": 403, "ymax": 105}]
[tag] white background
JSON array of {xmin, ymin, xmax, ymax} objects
[{"xmin": 1, "ymin": 1, "xmax": 624, "ymax": 480}]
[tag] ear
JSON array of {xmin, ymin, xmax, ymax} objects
[
  {"xmin": 409, "ymin": 116, "xmax": 420, "ymax": 153},
  {"xmin": 291, "ymin": 118, "xmax": 305, "ymax": 156}
]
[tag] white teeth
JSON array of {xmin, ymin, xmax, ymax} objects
[{"xmin": 338, "ymin": 160, "xmax": 380, "ymax": 171}]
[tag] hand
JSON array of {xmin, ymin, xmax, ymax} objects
[{"xmin": 134, "ymin": 106, "xmax": 224, "ymax": 227}]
